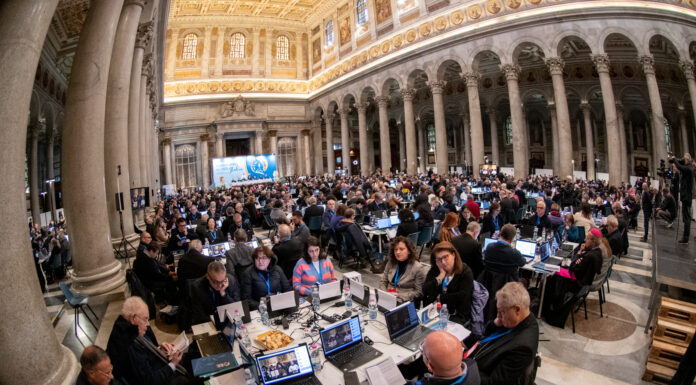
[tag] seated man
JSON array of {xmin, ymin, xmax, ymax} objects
[
  {"xmin": 168, "ymin": 218, "xmax": 198, "ymax": 255},
  {"xmin": 272, "ymin": 224, "xmax": 304, "ymax": 279},
  {"xmin": 466, "ymin": 282, "xmax": 538, "ymax": 385},
  {"xmin": 133, "ymin": 243, "xmax": 177, "ymax": 303},
  {"xmin": 176, "ymin": 239, "xmax": 212, "ymax": 284},
  {"xmin": 136, "ymin": 232, "xmax": 152, "ymax": 260},
  {"xmin": 107, "ymin": 297, "xmax": 200, "ymax": 385},
  {"xmin": 76, "ymin": 345, "xmax": 124, "ymax": 385},
  {"xmin": 225, "ymin": 229, "xmax": 254, "ymax": 279},
  {"xmin": 605, "ymin": 215, "xmax": 623, "ymax": 258},
  {"xmin": 655, "ymin": 187, "xmax": 677, "ymax": 227},
  {"xmin": 291, "ymin": 210, "xmax": 310, "ymax": 246},
  {"xmin": 189, "ymin": 261, "xmax": 241, "ymax": 325},
  {"xmin": 229, "ymin": 213, "xmax": 254, "ymax": 242},
  {"xmin": 529, "ymin": 201, "xmax": 551, "ymax": 237},
  {"xmin": 407, "ymin": 331, "xmax": 480, "ymax": 385}
]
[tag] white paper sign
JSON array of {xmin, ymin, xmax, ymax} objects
[{"xmin": 377, "ymin": 289, "xmax": 397, "ymax": 311}]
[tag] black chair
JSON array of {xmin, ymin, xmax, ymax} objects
[
  {"xmin": 307, "ymin": 216, "xmax": 322, "ymax": 237},
  {"xmin": 570, "ymin": 286, "xmax": 591, "ymax": 334},
  {"xmin": 126, "ymin": 269, "xmax": 156, "ymax": 320},
  {"xmin": 416, "ymin": 226, "xmax": 434, "ymax": 257},
  {"xmin": 263, "ymin": 213, "xmax": 277, "ymax": 238}
]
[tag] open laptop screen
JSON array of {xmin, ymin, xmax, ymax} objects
[
  {"xmin": 320, "ymin": 316, "xmax": 362, "ymax": 355},
  {"xmin": 389, "ymin": 215, "xmax": 401, "ymax": 226},
  {"xmin": 376, "ymin": 218, "xmax": 391, "ymax": 229},
  {"xmin": 385, "ymin": 302, "xmax": 418, "ymax": 339},
  {"xmin": 245, "ymin": 240, "xmax": 259, "ymax": 249},
  {"xmin": 483, "ymin": 237, "xmax": 496, "ymax": 251},
  {"xmin": 515, "ymin": 240, "xmax": 537, "ymax": 258},
  {"xmin": 256, "ymin": 344, "xmax": 313, "ymax": 385},
  {"xmin": 210, "ymin": 242, "xmax": 229, "ymax": 257}
]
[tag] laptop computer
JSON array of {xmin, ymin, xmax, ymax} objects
[
  {"xmin": 483, "ymin": 237, "xmax": 496, "ymax": 252},
  {"xmin": 384, "ymin": 302, "xmax": 434, "ymax": 351},
  {"xmin": 389, "ymin": 215, "xmax": 401, "ymax": 226},
  {"xmin": 515, "ymin": 239, "xmax": 537, "ymax": 260},
  {"xmin": 375, "ymin": 218, "xmax": 391, "ymax": 230},
  {"xmin": 318, "ymin": 280, "xmax": 344, "ymax": 303},
  {"xmin": 348, "ymin": 280, "xmax": 371, "ymax": 307},
  {"xmin": 256, "ymin": 344, "xmax": 321, "ymax": 385},
  {"xmin": 209, "ymin": 242, "xmax": 230, "ymax": 257},
  {"xmin": 267, "ymin": 291, "xmax": 300, "ymax": 319},
  {"xmin": 245, "ymin": 240, "xmax": 259, "ymax": 249},
  {"xmin": 196, "ymin": 311, "xmax": 236, "ymax": 357},
  {"xmin": 320, "ymin": 316, "xmax": 382, "ymax": 372},
  {"xmin": 519, "ymin": 224, "xmax": 536, "ymax": 240}
]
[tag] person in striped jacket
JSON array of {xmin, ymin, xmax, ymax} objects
[{"xmin": 292, "ymin": 236, "xmax": 336, "ymax": 296}]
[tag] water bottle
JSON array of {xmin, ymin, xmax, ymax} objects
[
  {"xmin": 233, "ymin": 309, "xmax": 242, "ymax": 330},
  {"xmin": 356, "ymin": 308, "xmax": 366, "ymax": 334},
  {"xmin": 439, "ymin": 304, "xmax": 450, "ymax": 331},
  {"xmin": 343, "ymin": 283, "xmax": 353, "ymax": 311},
  {"xmin": 259, "ymin": 298, "xmax": 270, "ymax": 326},
  {"xmin": 244, "ymin": 368, "xmax": 255, "ymax": 385},
  {"xmin": 204, "ymin": 238, "xmax": 210, "ymax": 249},
  {"xmin": 311, "ymin": 285, "xmax": 321, "ymax": 312},
  {"xmin": 239, "ymin": 324, "xmax": 252, "ymax": 348},
  {"xmin": 368, "ymin": 290, "xmax": 378, "ymax": 320},
  {"xmin": 227, "ymin": 233, "xmax": 232, "ymax": 242},
  {"xmin": 310, "ymin": 344, "xmax": 322, "ymax": 372}
]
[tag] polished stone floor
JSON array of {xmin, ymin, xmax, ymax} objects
[{"xmin": 45, "ymin": 217, "xmax": 673, "ymax": 384}]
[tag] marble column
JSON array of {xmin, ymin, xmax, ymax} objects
[
  {"xmin": 255, "ymin": 131, "xmax": 263, "ymax": 155},
  {"xmin": 465, "ymin": 73, "xmax": 485, "ymax": 177},
  {"xmin": 640, "ymin": 54, "xmax": 668, "ymax": 174},
  {"xmin": 166, "ymin": 27, "xmax": 178, "ymax": 80},
  {"xmin": 201, "ymin": 26, "xmax": 213, "ymax": 77},
  {"xmin": 252, "ymin": 28, "xmax": 260, "ymax": 77},
  {"xmin": 580, "ymin": 103, "xmax": 595, "ymax": 180},
  {"xmin": 339, "ymin": 108, "xmax": 351, "ymax": 175},
  {"xmin": 325, "ymin": 113, "xmax": 335, "ymax": 174},
  {"xmin": 549, "ymin": 105, "xmax": 559, "ymax": 175},
  {"xmin": 265, "ymin": 28, "xmax": 273, "ymax": 74},
  {"xmin": 679, "ymin": 109, "xmax": 689, "ymax": 156},
  {"xmin": 462, "ymin": 112, "xmax": 472, "ymax": 167},
  {"xmin": 215, "ymin": 132, "xmax": 224, "ymax": 158},
  {"xmin": 357, "ymin": 103, "xmax": 369, "ymax": 175},
  {"xmin": 139, "ymin": 60, "xmax": 150, "ymax": 188},
  {"xmin": 416, "ymin": 118, "xmax": 426, "ymax": 172},
  {"xmin": 303, "ymin": 129, "xmax": 312, "ymax": 175},
  {"xmin": 376, "ymin": 96, "xmax": 392, "ymax": 173},
  {"xmin": 0, "ymin": 0, "xmax": 80, "ymax": 380},
  {"xmin": 681, "ymin": 61, "xmax": 696, "ymax": 145},
  {"xmin": 366, "ymin": 126, "xmax": 375, "ymax": 173},
  {"xmin": 200, "ymin": 134, "xmax": 210, "ymax": 187},
  {"xmin": 501, "ymin": 64, "xmax": 528, "ymax": 178},
  {"xmin": 616, "ymin": 103, "xmax": 628, "ymax": 182},
  {"xmin": 398, "ymin": 121, "xmax": 406, "ymax": 172},
  {"xmin": 591, "ymin": 54, "xmax": 620, "ymax": 186},
  {"xmin": 487, "ymin": 108, "xmax": 500, "ymax": 165},
  {"xmin": 296, "ymin": 32, "xmax": 303, "ymax": 79},
  {"xmin": 128, "ymin": 23, "xmax": 151, "ymax": 187},
  {"xmin": 546, "ymin": 57, "xmax": 573, "ymax": 178},
  {"xmin": 430, "ymin": 81, "xmax": 448, "ymax": 174},
  {"xmin": 214, "ymin": 27, "xmax": 225, "ymax": 77},
  {"xmin": 61, "ymin": 0, "xmax": 126, "ymax": 295},
  {"xmin": 402, "ymin": 89, "xmax": 418, "ymax": 175},
  {"xmin": 313, "ymin": 122, "xmax": 324, "ymax": 175},
  {"xmin": 46, "ymin": 128, "xmax": 58, "ymax": 223},
  {"xmin": 628, "ymin": 120, "xmax": 635, "ymax": 175},
  {"xmin": 269, "ymin": 130, "xmax": 278, "ymax": 156},
  {"xmin": 104, "ymin": 0, "xmax": 143, "ymax": 245},
  {"xmin": 29, "ymin": 122, "xmax": 41, "ymax": 226},
  {"xmin": 163, "ymin": 138, "xmax": 173, "ymax": 185}
]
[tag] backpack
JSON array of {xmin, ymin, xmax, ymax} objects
[{"xmin": 470, "ymin": 280, "xmax": 489, "ymax": 336}]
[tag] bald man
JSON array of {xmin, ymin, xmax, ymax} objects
[
  {"xmin": 76, "ymin": 345, "xmax": 124, "ymax": 385},
  {"xmin": 408, "ymin": 331, "xmax": 480, "ymax": 385}
]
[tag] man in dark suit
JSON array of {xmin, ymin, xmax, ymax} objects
[
  {"xmin": 671, "ymin": 154, "xmax": 694, "ymax": 244},
  {"xmin": 467, "ymin": 282, "xmax": 539, "ymax": 385},
  {"xmin": 176, "ymin": 239, "xmax": 212, "ymax": 284},
  {"xmin": 229, "ymin": 213, "xmax": 254, "ymax": 242},
  {"xmin": 367, "ymin": 193, "xmax": 389, "ymax": 213},
  {"xmin": 303, "ymin": 196, "xmax": 324, "ymax": 224},
  {"xmin": 451, "ymin": 221, "xmax": 484, "ymax": 278},
  {"xmin": 529, "ymin": 201, "xmax": 551, "ymax": 237},
  {"xmin": 188, "ymin": 261, "xmax": 241, "ymax": 325},
  {"xmin": 133, "ymin": 243, "xmax": 177, "ymax": 303},
  {"xmin": 272, "ymin": 224, "xmax": 305, "ymax": 279},
  {"xmin": 76, "ymin": 345, "xmax": 125, "ymax": 385},
  {"xmin": 168, "ymin": 218, "xmax": 198, "ymax": 255},
  {"xmin": 136, "ymin": 232, "xmax": 152, "ymax": 260},
  {"xmin": 605, "ymin": 216, "xmax": 623, "ymax": 257}
]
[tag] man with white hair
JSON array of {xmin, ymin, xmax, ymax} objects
[
  {"xmin": 466, "ymin": 282, "xmax": 539, "ymax": 385},
  {"xmin": 106, "ymin": 296, "xmax": 199, "ymax": 385},
  {"xmin": 605, "ymin": 215, "xmax": 623, "ymax": 257}
]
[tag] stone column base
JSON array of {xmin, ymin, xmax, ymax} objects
[
  {"xmin": 71, "ymin": 260, "xmax": 126, "ymax": 296},
  {"xmin": 111, "ymin": 232, "xmax": 140, "ymax": 257},
  {"xmin": 51, "ymin": 345, "xmax": 80, "ymax": 385}
]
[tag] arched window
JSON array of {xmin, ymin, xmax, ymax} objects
[
  {"xmin": 505, "ymin": 116, "xmax": 513, "ymax": 145},
  {"xmin": 182, "ymin": 33, "xmax": 198, "ymax": 60},
  {"xmin": 229, "ymin": 32, "xmax": 245, "ymax": 59},
  {"xmin": 426, "ymin": 123, "xmax": 436, "ymax": 153},
  {"xmin": 664, "ymin": 118, "xmax": 672, "ymax": 153},
  {"xmin": 276, "ymin": 35, "xmax": 289, "ymax": 61},
  {"xmin": 175, "ymin": 144, "xmax": 198, "ymax": 188},
  {"xmin": 325, "ymin": 20, "xmax": 334, "ymax": 46},
  {"xmin": 277, "ymin": 137, "xmax": 296, "ymax": 177},
  {"xmin": 356, "ymin": 0, "xmax": 369, "ymax": 25}
]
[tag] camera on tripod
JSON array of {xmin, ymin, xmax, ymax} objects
[{"xmin": 660, "ymin": 155, "xmax": 675, "ymax": 180}]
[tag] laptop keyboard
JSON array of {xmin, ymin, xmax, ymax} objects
[
  {"xmin": 331, "ymin": 344, "xmax": 373, "ymax": 365},
  {"xmin": 200, "ymin": 335, "xmax": 228, "ymax": 356},
  {"xmin": 395, "ymin": 327, "xmax": 429, "ymax": 346},
  {"xmin": 291, "ymin": 377, "xmax": 322, "ymax": 385}
]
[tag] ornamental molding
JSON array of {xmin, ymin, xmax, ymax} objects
[{"xmin": 221, "ymin": 96, "xmax": 255, "ymax": 118}]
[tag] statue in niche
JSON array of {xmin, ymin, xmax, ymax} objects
[
  {"xmin": 339, "ymin": 17, "xmax": 351, "ymax": 46},
  {"xmin": 221, "ymin": 96, "xmax": 254, "ymax": 118},
  {"xmin": 312, "ymin": 39, "xmax": 321, "ymax": 64},
  {"xmin": 375, "ymin": 0, "xmax": 392, "ymax": 24}
]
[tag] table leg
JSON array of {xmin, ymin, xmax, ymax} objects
[{"xmin": 538, "ymin": 274, "xmax": 547, "ymax": 318}]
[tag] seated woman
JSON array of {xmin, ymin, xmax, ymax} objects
[
  {"xmin": 292, "ymin": 236, "xmax": 336, "ymax": 296},
  {"xmin": 395, "ymin": 209, "xmax": 419, "ymax": 237},
  {"xmin": 415, "ymin": 204, "xmax": 434, "ymax": 231},
  {"xmin": 239, "ymin": 246, "xmax": 292, "ymax": 310},
  {"xmin": 438, "ymin": 212, "xmax": 461, "ymax": 243},
  {"xmin": 379, "ymin": 236, "xmax": 425, "ymax": 302},
  {"xmin": 422, "ymin": 241, "xmax": 474, "ymax": 326},
  {"xmin": 457, "ymin": 205, "xmax": 475, "ymax": 234},
  {"xmin": 204, "ymin": 217, "xmax": 224, "ymax": 245},
  {"xmin": 480, "ymin": 202, "xmax": 503, "ymax": 236},
  {"xmin": 557, "ymin": 214, "xmax": 582, "ymax": 243},
  {"xmin": 548, "ymin": 203, "xmax": 565, "ymax": 228}
]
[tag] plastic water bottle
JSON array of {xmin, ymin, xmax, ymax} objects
[
  {"xmin": 259, "ymin": 298, "xmax": 270, "ymax": 326},
  {"xmin": 227, "ymin": 233, "xmax": 232, "ymax": 242},
  {"xmin": 368, "ymin": 291, "xmax": 378, "ymax": 320},
  {"xmin": 244, "ymin": 368, "xmax": 255, "ymax": 385},
  {"xmin": 310, "ymin": 344, "xmax": 322, "ymax": 372},
  {"xmin": 343, "ymin": 283, "xmax": 353, "ymax": 311},
  {"xmin": 204, "ymin": 238, "xmax": 210, "ymax": 249},
  {"xmin": 311, "ymin": 285, "xmax": 321, "ymax": 312},
  {"xmin": 356, "ymin": 308, "xmax": 366, "ymax": 334},
  {"xmin": 233, "ymin": 309, "xmax": 242, "ymax": 330},
  {"xmin": 239, "ymin": 324, "xmax": 251, "ymax": 348},
  {"xmin": 439, "ymin": 304, "xmax": 450, "ymax": 331}
]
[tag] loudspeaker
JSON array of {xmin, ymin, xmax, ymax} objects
[{"xmin": 115, "ymin": 192, "xmax": 124, "ymax": 212}]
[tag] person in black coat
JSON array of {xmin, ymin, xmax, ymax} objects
[
  {"xmin": 529, "ymin": 201, "xmax": 551, "ymax": 237},
  {"xmin": 225, "ymin": 229, "xmax": 254, "ymax": 279},
  {"xmin": 457, "ymin": 205, "xmax": 476, "ymax": 235},
  {"xmin": 303, "ymin": 197, "xmax": 325, "ymax": 224},
  {"xmin": 168, "ymin": 218, "xmax": 199, "ymax": 256},
  {"xmin": 203, "ymin": 217, "xmax": 224, "ymax": 245},
  {"xmin": 605, "ymin": 216, "xmax": 623, "ymax": 257},
  {"xmin": 671, "ymin": 155, "xmax": 694, "ymax": 243},
  {"xmin": 467, "ymin": 282, "xmax": 539, "ymax": 385},
  {"xmin": 396, "ymin": 208, "xmax": 419, "ymax": 237},
  {"xmin": 228, "ymin": 213, "xmax": 254, "ymax": 242},
  {"xmin": 188, "ymin": 261, "xmax": 241, "ymax": 325},
  {"xmin": 272, "ymin": 224, "xmax": 305, "ymax": 279},
  {"xmin": 239, "ymin": 247, "xmax": 292, "ymax": 310},
  {"xmin": 133, "ymin": 243, "xmax": 177, "ymax": 303},
  {"xmin": 107, "ymin": 297, "xmax": 198, "ymax": 385},
  {"xmin": 480, "ymin": 202, "xmax": 504, "ymax": 236},
  {"xmin": 76, "ymin": 345, "xmax": 125, "ymax": 385},
  {"xmin": 176, "ymin": 240, "xmax": 213, "ymax": 284},
  {"xmin": 451, "ymin": 222, "xmax": 484, "ymax": 278},
  {"xmin": 423, "ymin": 241, "xmax": 474, "ymax": 326},
  {"xmin": 335, "ymin": 209, "xmax": 375, "ymax": 264}
]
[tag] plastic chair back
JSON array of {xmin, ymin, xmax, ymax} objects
[
  {"xmin": 417, "ymin": 226, "xmax": 433, "ymax": 246},
  {"xmin": 577, "ymin": 226, "xmax": 586, "ymax": 243},
  {"xmin": 307, "ymin": 216, "xmax": 322, "ymax": 231},
  {"xmin": 407, "ymin": 232, "xmax": 419, "ymax": 245},
  {"xmin": 59, "ymin": 281, "xmax": 74, "ymax": 302}
]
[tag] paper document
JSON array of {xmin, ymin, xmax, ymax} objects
[
  {"xmin": 350, "ymin": 280, "xmax": 365, "ymax": 300},
  {"xmin": 192, "ymin": 322, "xmax": 217, "ymax": 336},
  {"xmin": 446, "ymin": 321, "xmax": 472, "ymax": 341},
  {"xmin": 365, "ymin": 357, "xmax": 406, "ymax": 385},
  {"xmin": 172, "ymin": 331, "xmax": 190, "ymax": 352},
  {"xmin": 217, "ymin": 301, "xmax": 245, "ymax": 322},
  {"xmin": 319, "ymin": 280, "xmax": 341, "ymax": 299},
  {"xmin": 270, "ymin": 291, "xmax": 296, "ymax": 310},
  {"xmin": 377, "ymin": 289, "xmax": 397, "ymax": 311}
]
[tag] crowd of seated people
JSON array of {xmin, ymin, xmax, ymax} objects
[{"xmin": 30, "ymin": 215, "xmax": 71, "ymax": 292}]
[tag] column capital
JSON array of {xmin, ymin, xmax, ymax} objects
[
  {"xmin": 401, "ymin": 88, "xmax": 416, "ymax": 101},
  {"xmin": 301, "ymin": 129, "xmax": 311, "ymax": 136},
  {"xmin": 268, "ymin": 129, "xmax": 278, "ymax": 137},
  {"xmin": 580, "ymin": 102, "xmax": 592, "ymax": 114},
  {"xmin": 500, "ymin": 64, "xmax": 521, "ymax": 81},
  {"xmin": 201, "ymin": 133, "xmax": 210, "ymax": 141},
  {"xmin": 326, "ymin": 112, "xmax": 335, "ymax": 121},
  {"xmin": 547, "ymin": 103, "xmax": 557, "ymax": 117},
  {"xmin": 591, "ymin": 54, "xmax": 611, "ymax": 73},
  {"xmin": 376, "ymin": 96, "xmax": 390, "ymax": 108},
  {"xmin": 463, "ymin": 72, "xmax": 480, "ymax": 87},
  {"xmin": 356, "ymin": 102, "xmax": 369, "ymax": 113},
  {"xmin": 544, "ymin": 57, "xmax": 565, "ymax": 75},
  {"xmin": 486, "ymin": 107, "xmax": 497, "ymax": 117},
  {"xmin": 204, "ymin": 26, "xmax": 214, "ymax": 34},
  {"xmin": 680, "ymin": 60, "xmax": 695, "ymax": 80},
  {"xmin": 615, "ymin": 102, "xmax": 624, "ymax": 116},
  {"xmin": 339, "ymin": 107, "xmax": 351, "ymax": 117},
  {"xmin": 428, "ymin": 80, "xmax": 446, "ymax": 94},
  {"xmin": 142, "ymin": 53, "xmax": 154, "ymax": 78},
  {"xmin": 162, "ymin": 137, "xmax": 172, "ymax": 146},
  {"xmin": 638, "ymin": 54, "xmax": 655, "ymax": 75},
  {"xmin": 136, "ymin": 21, "xmax": 154, "ymax": 49},
  {"xmin": 124, "ymin": 0, "xmax": 146, "ymax": 8}
]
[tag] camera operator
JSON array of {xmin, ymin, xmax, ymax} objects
[{"xmin": 669, "ymin": 154, "xmax": 694, "ymax": 244}]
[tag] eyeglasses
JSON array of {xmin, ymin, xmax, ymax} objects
[
  {"xmin": 208, "ymin": 275, "xmax": 228, "ymax": 286},
  {"xmin": 90, "ymin": 364, "xmax": 114, "ymax": 378},
  {"xmin": 256, "ymin": 256, "xmax": 270, "ymax": 261},
  {"xmin": 434, "ymin": 253, "xmax": 452, "ymax": 263}
]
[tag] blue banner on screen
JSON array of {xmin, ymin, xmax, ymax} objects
[{"xmin": 212, "ymin": 154, "xmax": 277, "ymax": 187}]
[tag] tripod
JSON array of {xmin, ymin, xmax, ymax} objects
[{"xmin": 113, "ymin": 208, "xmax": 136, "ymax": 268}]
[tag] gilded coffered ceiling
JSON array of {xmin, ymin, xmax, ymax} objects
[
  {"xmin": 49, "ymin": 0, "xmax": 91, "ymax": 80},
  {"xmin": 169, "ymin": 0, "xmax": 335, "ymax": 26}
]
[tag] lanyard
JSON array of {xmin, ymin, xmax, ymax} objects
[
  {"xmin": 463, "ymin": 328, "xmax": 512, "ymax": 359},
  {"xmin": 493, "ymin": 216, "xmax": 499, "ymax": 229},
  {"xmin": 536, "ymin": 217, "xmax": 541, "ymax": 226},
  {"xmin": 442, "ymin": 275, "xmax": 452, "ymax": 294},
  {"xmin": 394, "ymin": 265, "xmax": 406, "ymax": 287},
  {"xmin": 416, "ymin": 364, "xmax": 468, "ymax": 385},
  {"xmin": 211, "ymin": 231, "xmax": 217, "ymax": 241},
  {"xmin": 309, "ymin": 261, "xmax": 323, "ymax": 280},
  {"xmin": 258, "ymin": 271, "xmax": 270, "ymax": 295}
]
